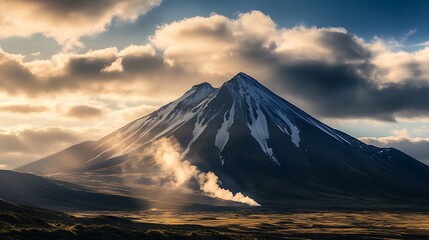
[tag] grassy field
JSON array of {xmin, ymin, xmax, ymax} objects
[{"xmin": 1, "ymin": 200, "xmax": 429, "ymax": 239}]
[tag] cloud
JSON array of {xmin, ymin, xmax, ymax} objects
[
  {"xmin": 360, "ymin": 136, "xmax": 429, "ymax": 165},
  {"xmin": 1, "ymin": 128, "xmax": 79, "ymax": 152},
  {"xmin": 0, "ymin": 104, "xmax": 48, "ymax": 114},
  {"xmin": 415, "ymin": 41, "xmax": 429, "ymax": 47},
  {"xmin": 0, "ymin": 50, "xmax": 38, "ymax": 95},
  {"xmin": 0, "ymin": 134, "xmax": 25, "ymax": 152},
  {"xmin": 1, "ymin": 10, "xmax": 429, "ymax": 178},
  {"xmin": 274, "ymin": 60, "xmax": 429, "ymax": 121},
  {"xmin": 66, "ymin": 105, "xmax": 104, "ymax": 119},
  {"xmin": 359, "ymin": 128, "xmax": 429, "ymax": 165},
  {"xmin": 0, "ymin": 128, "xmax": 81, "ymax": 169},
  {"xmin": 0, "ymin": 0, "xmax": 162, "ymax": 48},
  {"xmin": 148, "ymin": 11, "xmax": 429, "ymax": 121},
  {"xmin": 149, "ymin": 11, "xmax": 429, "ymax": 121},
  {"xmin": 30, "ymin": 52, "xmax": 41, "ymax": 57},
  {"xmin": 0, "ymin": 46, "xmax": 226, "ymax": 107},
  {"xmin": 0, "ymin": 11, "xmax": 429, "ymax": 121},
  {"xmin": 111, "ymin": 104, "xmax": 158, "ymax": 122}
]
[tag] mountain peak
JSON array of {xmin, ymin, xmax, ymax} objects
[
  {"xmin": 191, "ymin": 82, "xmax": 213, "ymax": 90},
  {"xmin": 225, "ymin": 72, "xmax": 262, "ymax": 87},
  {"xmin": 17, "ymin": 73, "xmax": 429, "ymax": 208},
  {"xmin": 235, "ymin": 72, "xmax": 252, "ymax": 79},
  {"xmin": 182, "ymin": 82, "xmax": 215, "ymax": 100}
]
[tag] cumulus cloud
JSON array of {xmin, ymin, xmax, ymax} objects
[
  {"xmin": 0, "ymin": 0, "xmax": 161, "ymax": 48},
  {"xmin": 0, "ymin": 46, "xmax": 210, "ymax": 100},
  {"xmin": 0, "ymin": 11, "xmax": 429, "ymax": 121},
  {"xmin": 66, "ymin": 105, "xmax": 104, "ymax": 119},
  {"xmin": 149, "ymin": 11, "xmax": 429, "ymax": 121}
]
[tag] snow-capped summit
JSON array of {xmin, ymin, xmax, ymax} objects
[
  {"xmin": 17, "ymin": 72, "xmax": 429, "ymax": 207},
  {"xmin": 191, "ymin": 81, "xmax": 213, "ymax": 89},
  {"xmin": 227, "ymin": 72, "xmax": 260, "ymax": 84}
]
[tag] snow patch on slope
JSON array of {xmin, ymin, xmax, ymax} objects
[
  {"xmin": 91, "ymin": 83, "xmax": 215, "ymax": 159},
  {"xmin": 181, "ymin": 112, "xmax": 216, "ymax": 158},
  {"xmin": 88, "ymin": 72, "xmax": 354, "ymax": 168},
  {"xmin": 247, "ymin": 106, "xmax": 279, "ymax": 165},
  {"xmin": 274, "ymin": 110, "xmax": 300, "ymax": 147},
  {"xmin": 215, "ymin": 103, "xmax": 235, "ymax": 166}
]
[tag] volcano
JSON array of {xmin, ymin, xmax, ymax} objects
[{"xmin": 17, "ymin": 72, "xmax": 429, "ymax": 208}]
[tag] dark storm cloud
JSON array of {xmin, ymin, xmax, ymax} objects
[
  {"xmin": 257, "ymin": 30, "xmax": 429, "ymax": 121},
  {"xmin": 272, "ymin": 60, "xmax": 429, "ymax": 121},
  {"xmin": 319, "ymin": 31, "xmax": 372, "ymax": 61}
]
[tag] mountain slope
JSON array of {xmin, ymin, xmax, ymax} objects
[
  {"xmin": 0, "ymin": 170, "xmax": 147, "ymax": 211},
  {"xmin": 16, "ymin": 72, "xmax": 429, "ymax": 208}
]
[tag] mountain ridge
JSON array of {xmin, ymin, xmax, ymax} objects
[
  {"xmin": 16, "ymin": 72, "xmax": 429, "ymax": 208},
  {"xmin": 0, "ymin": 170, "xmax": 147, "ymax": 211}
]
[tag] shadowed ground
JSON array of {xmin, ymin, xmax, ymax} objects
[{"xmin": 1, "ymin": 200, "xmax": 429, "ymax": 239}]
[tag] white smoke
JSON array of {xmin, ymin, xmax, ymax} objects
[
  {"xmin": 197, "ymin": 171, "xmax": 260, "ymax": 206},
  {"xmin": 148, "ymin": 137, "xmax": 197, "ymax": 188},
  {"xmin": 148, "ymin": 138, "xmax": 260, "ymax": 206}
]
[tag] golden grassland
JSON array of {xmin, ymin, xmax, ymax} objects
[
  {"xmin": 2, "ymin": 199, "xmax": 429, "ymax": 239},
  {"xmin": 71, "ymin": 210, "xmax": 429, "ymax": 239}
]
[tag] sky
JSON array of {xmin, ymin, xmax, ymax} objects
[{"xmin": 1, "ymin": 0, "xmax": 429, "ymax": 169}]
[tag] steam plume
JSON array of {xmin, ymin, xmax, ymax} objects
[{"xmin": 148, "ymin": 138, "xmax": 260, "ymax": 206}]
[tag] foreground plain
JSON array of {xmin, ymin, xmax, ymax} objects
[{"xmin": 1, "ymin": 200, "xmax": 429, "ymax": 239}]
